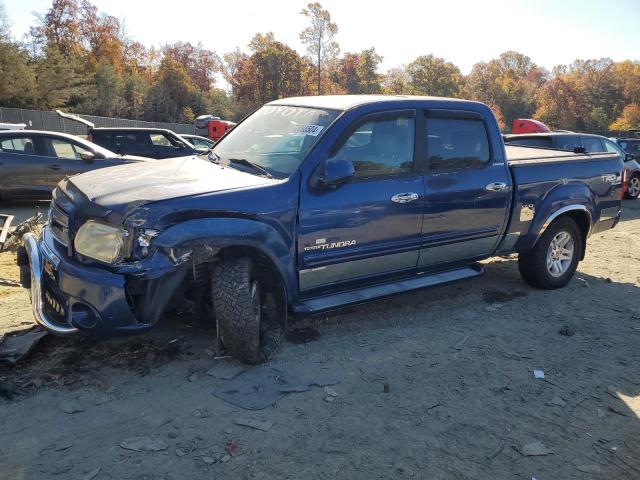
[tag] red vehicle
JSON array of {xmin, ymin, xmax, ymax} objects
[
  {"xmin": 511, "ymin": 118, "xmax": 551, "ymax": 134},
  {"xmin": 195, "ymin": 115, "xmax": 236, "ymax": 143}
]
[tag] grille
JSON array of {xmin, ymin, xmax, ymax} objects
[{"xmin": 50, "ymin": 202, "xmax": 70, "ymax": 247}]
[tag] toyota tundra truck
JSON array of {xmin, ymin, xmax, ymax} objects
[{"xmin": 17, "ymin": 95, "xmax": 624, "ymax": 363}]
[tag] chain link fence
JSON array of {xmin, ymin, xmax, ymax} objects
[{"xmin": 0, "ymin": 107, "xmax": 195, "ymax": 136}]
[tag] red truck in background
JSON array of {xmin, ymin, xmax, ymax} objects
[
  {"xmin": 195, "ymin": 115, "xmax": 236, "ymax": 142},
  {"xmin": 511, "ymin": 118, "xmax": 551, "ymax": 134}
]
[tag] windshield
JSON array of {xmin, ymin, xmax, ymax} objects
[{"xmin": 212, "ymin": 105, "xmax": 340, "ymax": 178}]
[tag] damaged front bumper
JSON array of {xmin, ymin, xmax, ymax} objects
[{"xmin": 21, "ymin": 226, "xmax": 187, "ymax": 336}]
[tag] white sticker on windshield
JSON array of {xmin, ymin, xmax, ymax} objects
[{"xmin": 292, "ymin": 124, "xmax": 324, "ymax": 136}]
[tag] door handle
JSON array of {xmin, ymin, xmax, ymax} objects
[
  {"xmin": 47, "ymin": 164, "xmax": 62, "ymax": 171},
  {"xmin": 485, "ymin": 182, "xmax": 507, "ymax": 192},
  {"xmin": 391, "ymin": 192, "xmax": 419, "ymax": 204}
]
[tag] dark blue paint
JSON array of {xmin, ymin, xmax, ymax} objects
[{"xmin": 27, "ymin": 96, "xmax": 623, "ymax": 336}]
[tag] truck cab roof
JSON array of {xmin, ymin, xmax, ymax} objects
[{"xmin": 268, "ymin": 94, "xmax": 482, "ymax": 111}]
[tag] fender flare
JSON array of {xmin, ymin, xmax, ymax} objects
[{"xmin": 152, "ymin": 217, "xmax": 297, "ymax": 300}]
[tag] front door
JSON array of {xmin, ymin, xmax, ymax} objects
[
  {"xmin": 298, "ymin": 110, "xmax": 425, "ymax": 293},
  {"xmin": 419, "ymin": 111, "xmax": 511, "ymax": 267}
]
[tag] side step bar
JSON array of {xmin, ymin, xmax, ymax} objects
[{"xmin": 291, "ymin": 263, "xmax": 484, "ymax": 315}]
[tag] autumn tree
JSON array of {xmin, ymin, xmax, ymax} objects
[
  {"xmin": 406, "ymin": 54, "xmax": 463, "ymax": 97},
  {"xmin": 163, "ymin": 41, "xmax": 220, "ymax": 91},
  {"xmin": 330, "ymin": 48, "xmax": 383, "ymax": 94},
  {"xmin": 533, "ymin": 77, "xmax": 580, "ymax": 130},
  {"xmin": 229, "ymin": 33, "xmax": 308, "ymax": 115},
  {"xmin": 466, "ymin": 51, "xmax": 545, "ymax": 130},
  {"xmin": 382, "ymin": 67, "xmax": 410, "ymax": 94},
  {"xmin": 300, "ymin": 2, "xmax": 338, "ymax": 95},
  {"xmin": 31, "ymin": 0, "xmax": 82, "ymax": 57},
  {"xmin": 610, "ymin": 104, "xmax": 640, "ymax": 132}
]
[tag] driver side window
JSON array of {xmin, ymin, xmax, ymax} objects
[{"xmin": 332, "ymin": 114, "xmax": 415, "ymax": 179}]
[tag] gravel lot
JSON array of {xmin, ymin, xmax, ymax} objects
[{"xmin": 1, "ymin": 199, "xmax": 639, "ymax": 479}]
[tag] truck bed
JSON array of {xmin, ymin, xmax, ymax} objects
[{"xmin": 505, "ymin": 144, "xmax": 615, "ymax": 164}]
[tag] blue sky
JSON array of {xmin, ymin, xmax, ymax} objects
[{"xmin": 3, "ymin": 0, "xmax": 639, "ymax": 74}]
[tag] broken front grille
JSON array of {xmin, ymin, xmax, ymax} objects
[{"xmin": 50, "ymin": 202, "xmax": 70, "ymax": 247}]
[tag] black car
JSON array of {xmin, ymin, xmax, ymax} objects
[
  {"xmin": 57, "ymin": 110, "xmax": 205, "ymax": 159},
  {"xmin": 613, "ymin": 138, "xmax": 640, "ymax": 158},
  {"xmin": 0, "ymin": 130, "xmax": 151, "ymax": 200},
  {"xmin": 504, "ymin": 132, "xmax": 640, "ymax": 199}
]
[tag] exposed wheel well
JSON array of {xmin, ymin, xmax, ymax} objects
[{"xmin": 215, "ymin": 246, "xmax": 288, "ymax": 329}]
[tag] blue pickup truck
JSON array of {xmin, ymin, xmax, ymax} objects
[{"xmin": 18, "ymin": 95, "xmax": 623, "ymax": 363}]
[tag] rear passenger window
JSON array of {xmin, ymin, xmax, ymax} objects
[
  {"xmin": 332, "ymin": 115, "xmax": 415, "ymax": 178},
  {"xmin": 0, "ymin": 137, "xmax": 36, "ymax": 154},
  {"xmin": 581, "ymin": 137, "xmax": 605, "ymax": 153},
  {"xmin": 556, "ymin": 136, "xmax": 581, "ymax": 151},
  {"xmin": 427, "ymin": 118, "xmax": 490, "ymax": 171}
]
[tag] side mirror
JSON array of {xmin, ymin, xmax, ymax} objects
[
  {"xmin": 175, "ymin": 141, "xmax": 186, "ymax": 149},
  {"xmin": 80, "ymin": 151, "xmax": 95, "ymax": 162},
  {"xmin": 317, "ymin": 157, "xmax": 355, "ymax": 188},
  {"xmin": 625, "ymin": 153, "xmax": 635, "ymax": 162}
]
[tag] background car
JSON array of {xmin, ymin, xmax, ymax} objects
[
  {"xmin": 0, "ymin": 130, "xmax": 151, "ymax": 201},
  {"xmin": 613, "ymin": 138, "xmax": 640, "ymax": 158},
  {"xmin": 504, "ymin": 132, "xmax": 640, "ymax": 199},
  {"xmin": 89, "ymin": 128, "xmax": 206, "ymax": 159},
  {"xmin": 180, "ymin": 134, "xmax": 215, "ymax": 150},
  {"xmin": 56, "ymin": 110, "xmax": 206, "ymax": 159}
]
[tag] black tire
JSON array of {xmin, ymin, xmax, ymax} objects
[
  {"xmin": 211, "ymin": 258, "xmax": 282, "ymax": 364},
  {"xmin": 518, "ymin": 217, "xmax": 583, "ymax": 290},
  {"xmin": 625, "ymin": 174, "xmax": 640, "ymax": 199}
]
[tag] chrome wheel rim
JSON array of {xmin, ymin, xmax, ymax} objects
[
  {"xmin": 546, "ymin": 231, "xmax": 574, "ymax": 277},
  {"xmin": 629, "ymin": 177, "xmax": 640, "ymax": 197}
]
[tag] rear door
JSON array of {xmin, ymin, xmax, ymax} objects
[
  {"xmin": 420, "ymin": 111, "xmax": 511, "ymax": 267},
  {"xmin": 297, "ymin": 109, "xmax": 425, "ymax": 293},
  {"xmin": 0, "ymin": 135, "xmax": 49, "ymax": 199}
]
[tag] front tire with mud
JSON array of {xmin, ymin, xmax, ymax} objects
[
  {"xmin": 211, "ymin": 258, "xmax": 282, "ymax": 364},
  {"xmin": 518, "ymin": 217, "xmax": 583, "ymax": 290}
]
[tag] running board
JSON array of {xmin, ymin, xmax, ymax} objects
[{"xmin": 291, "ymin": 263, "xmax": 484, "ymax": 315}]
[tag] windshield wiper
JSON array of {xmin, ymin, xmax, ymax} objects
[{"xmin": 228, "ymin": 158, "xmax": 273, "ymax": 178}]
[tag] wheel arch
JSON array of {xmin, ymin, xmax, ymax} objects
[{"xmin": 539, "ymin": 205, "xmax": 591, "ymax": 260}]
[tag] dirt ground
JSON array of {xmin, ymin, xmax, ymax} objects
[{"xmin": 1, "ymin": 200, "xmax": 639, "ymax": 480}]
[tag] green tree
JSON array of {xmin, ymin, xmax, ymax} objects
[
  {"xmin": 122, "ymin": 72, "xmax": 149, "ymax": 119},
  {"xmin": 35, "ymin": 44, "xmax": 88, "ymax": 109},
  {"xmin": 144, "ymin": 56, "xmax": 195, "ymax": 122},
  {"xmin": 91, "ymin": 60, "xmax": 123, "ymax": 116},
  {"xmin": 299, "ymin": 2, "xmax": 338, "ymax": 95},
  {"xmin": 406, "ymin": 54, "xmax": 463, "ymax": 97}
]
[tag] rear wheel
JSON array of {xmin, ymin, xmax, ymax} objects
[
  {"xmin": 625, "ymin": 175, "xmax": 640, "ymax": 199},
  {"xmin": 211, "ymin": 258, "xmax": 282, "ymax": 364},
  {"xmin": 518, "ymin": 217, "xmax": 582, "ymax": 289}
]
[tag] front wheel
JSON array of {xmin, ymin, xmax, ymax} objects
[
  {"xmin": 518, "ymin": 217, "xmax": 582, "ymax": 289},
  {"xmin": 211, "ymin": 258, "xmax": 282, "ymax": 364},
  {"xmin": 625, "ymin": 175, "xmax": 640, "ymax": 199}
]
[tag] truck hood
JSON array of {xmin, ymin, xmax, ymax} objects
[{"xmin": 65, "ymin": 155, "xmax": 277, "ymax": 215}]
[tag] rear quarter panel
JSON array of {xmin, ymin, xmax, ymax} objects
[{"xmin": 499, "ymin": 156, "xmax": 622, "ymax": 253}]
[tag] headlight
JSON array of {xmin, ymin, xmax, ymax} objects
[{"xmin": 74, "ymin": 220, "xmax": 129, "ymax": 264}]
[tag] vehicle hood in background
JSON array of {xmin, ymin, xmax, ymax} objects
[{"xmin": 65, "ymin": 156, "xmax": 277, "ymax": 215}]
